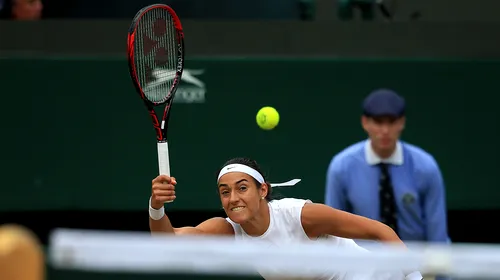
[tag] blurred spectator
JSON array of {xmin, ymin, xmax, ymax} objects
[
  {"xmin": 0, "ymin": 0, "xmax": 42, "ymax": 20},
  {"xmin": 324, "ymin": 89, "xmax": 451, "ymax": 246}
]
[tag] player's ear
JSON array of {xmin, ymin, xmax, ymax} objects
[{"xmin": 259, "ymin": 183, "xmax": 269, "ymax": 199}]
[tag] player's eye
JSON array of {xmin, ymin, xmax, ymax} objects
[
  {"xmin": 239, "ymin": 185, "xmax": 248, "ymax": 191},
  {"xmin": 220, "ymin": 190, "xmax": 229, "ymax": 196}
]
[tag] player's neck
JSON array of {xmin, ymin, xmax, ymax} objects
[{"xmin": 241, "ymin": 202, "xmax": 270, "ymax": 237}]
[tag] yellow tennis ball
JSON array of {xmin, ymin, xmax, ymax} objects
[{"xmin": 256, "ymin": 106, "xmax": 280, "ymax": 130}]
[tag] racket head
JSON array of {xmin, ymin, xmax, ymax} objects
[{"xmin": 127, "ymin": 4, "xmax": 185, "ymax": 107}]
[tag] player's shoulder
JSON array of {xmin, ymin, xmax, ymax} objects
[
  {"xmin": 269, "ymin": 198, "xmax": 312, "ymax": 211},
  {"xmin": 402, "ymin": 142, "xmax": 440, "ymax": 171},
  {"xmin": 328, "ymin": 141, "xmax": 366, "ymax": 170}
]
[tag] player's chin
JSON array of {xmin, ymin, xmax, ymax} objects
[{"xmin": 226, "ymin": 208, "xmax": 250, "ymax": 224}]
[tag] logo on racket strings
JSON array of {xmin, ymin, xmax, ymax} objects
[{"xmin": 145, "ymin": 68, "xmax": 206, "ymax": 103}]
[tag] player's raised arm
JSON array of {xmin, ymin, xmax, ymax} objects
[{"xmin": 149, "ymin": 175, "xmax": 234, "ymax": 236}]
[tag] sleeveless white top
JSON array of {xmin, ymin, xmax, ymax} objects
[{"xmin": 226, "ymin": 198, "xmax": 421, "ymax": 280}]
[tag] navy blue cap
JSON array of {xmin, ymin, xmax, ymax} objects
[{"xmin": 362, "ymin": 88, "xmax": 405, "ymax": 117}]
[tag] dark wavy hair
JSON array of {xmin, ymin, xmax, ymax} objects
[{"xmin": 217, "ymin": 157, "xmax": 274, "ymax": 201}]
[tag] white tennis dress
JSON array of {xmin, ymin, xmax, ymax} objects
[{"xmin": 226, "ymin": 198, "xmax": 422, "ymax": 280}]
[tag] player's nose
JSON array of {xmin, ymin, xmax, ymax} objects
[{"xmin": 229, "ymin": 191, "xmax": 240, "ymax": 203}]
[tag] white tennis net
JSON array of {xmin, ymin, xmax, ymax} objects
[{"xmin": 48, "ymin": 228, "xmax": 500, "ymax": 280}]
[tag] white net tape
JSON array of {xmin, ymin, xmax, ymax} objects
[{"xmin": 49, "ymin": 228, "xmax": 500, "ymax": 279}]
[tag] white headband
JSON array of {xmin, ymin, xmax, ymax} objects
[{"xmin": 217, "ymin": 164, "xmax": 301, "ymax": 188}]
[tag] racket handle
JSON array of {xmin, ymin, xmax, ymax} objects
[{"xmin": 157, "ymin": 142, "xmax": 173, "ymax": 203}]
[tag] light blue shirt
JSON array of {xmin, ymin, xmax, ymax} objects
[
  {"xmin": 325, "ymin": 140, "xmax": 451, "ymax": 280},
  {"xmin": 325, "ymin": 140, "xmax": 450, "ymax": 243}
]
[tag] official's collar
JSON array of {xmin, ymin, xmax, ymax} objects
[{"xmin": 365, "ymin": 140, "xmax": 403, "ymax": 165}]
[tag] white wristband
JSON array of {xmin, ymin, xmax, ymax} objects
[{"xmin": 149, "ymin": 197, "xmax": 165, "ymax": 220}]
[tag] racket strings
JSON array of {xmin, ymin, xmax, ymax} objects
[{"xmin": 135, "ymin": 9, "xmax": 178, "ymax": 103}]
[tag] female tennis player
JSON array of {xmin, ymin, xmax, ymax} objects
[{"xmin": 149, "ymin": 157, "xmax": 423, "ymax": 280}]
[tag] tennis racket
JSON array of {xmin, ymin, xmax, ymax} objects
[{"xmin": 127, "ymin": 4, "xmax": 184, "ymax": 202}]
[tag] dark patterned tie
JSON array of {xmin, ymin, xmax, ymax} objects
[{"xmin": 379, "ymin": 163, "xmax": 399, "ymax": 235}]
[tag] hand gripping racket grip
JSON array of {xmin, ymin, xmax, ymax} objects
[{"xmin": 157, "ymin": 142, "xmax": 173, "ymax": 203}]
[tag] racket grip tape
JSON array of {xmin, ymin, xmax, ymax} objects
[{"xmin": 157, "ymin": 142, "xmax": 173, "ymax": 203}]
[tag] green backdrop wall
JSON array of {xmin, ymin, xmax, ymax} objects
[{"xmin": 1, "ymin": 56, "xmax": 499, "ymax": 211}]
